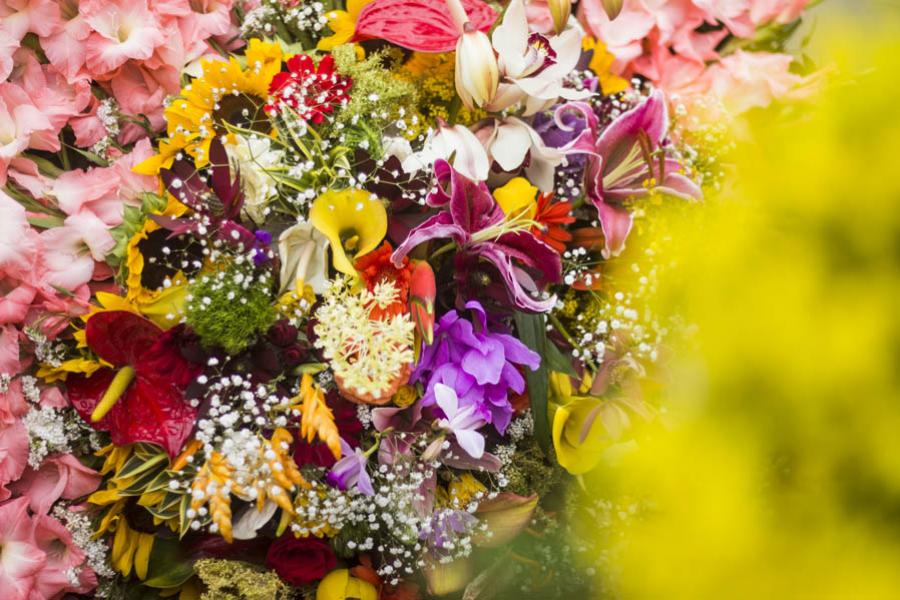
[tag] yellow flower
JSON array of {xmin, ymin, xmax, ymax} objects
[
  {"xmin": 493, "ymin": 177, "xmax": 538, "ymax": 222},
  {"xmin": 316, "ymin": 569, "xmax": 378, "ymax": 600},
  {"xmin": 111, "ymin": 517, "xmax": 155, "ymax": 579},
  {"xmin": 133, "ymin": 132, "xmax": 195, "ymax": 176},
  {"xmin": 583, "ymin": 36, "xmax": 629, "ymax": 96},
  {"xmin": 317, "ymin": 0, "xmax": 373, "ymax": 51},
  {"xmin": 549, "ymin": 371, "xmax": 607, "ymax": 475},
  {"xmin": 36, "ymin": 357, "xmax": 104, "ymax": 383},
  {"xmin": 163, "ymin": 39, "xmax": 282, "ymax": 166},
  {"xmin": 309, "ymin": 189, "xmax": 387, "ymax": 276}
]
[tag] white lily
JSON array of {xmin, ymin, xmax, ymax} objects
[
  {"xmin": 476, "ymin": 117, "xmax": 566, "ymax": 192},
  {"xmin": 401, "ymin": 121, "xmax": 490, "ymax": 182},
  {"xmin": 486, "ymin": 0, "xmax": 591, "ymax": 115}
]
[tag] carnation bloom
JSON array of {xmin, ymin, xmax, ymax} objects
[
  {"xmin": 266, "ymin": 54, "xmax": 352, "ymax": 124},
  {"xmin": 412, "ymin": 300, "xmax": 539, "ymax": 433}
]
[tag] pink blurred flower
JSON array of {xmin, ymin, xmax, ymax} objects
[
  {"xmin": 110, "ymin": 63, "xmax": 179, "ymax": 142},
  {"xmin": 11, "ymin": 454, "xmax": 101, "ymax": 514},
  {"xmin": 0, "ymin": 0, "xmax": 60, "ymax": 41},
  {"xmin": 41, "ymin": 212, "xmax": 115, "ymax": 291},
  {"xmin": 0, "ymin": 497, "xmax": 46, "ymax": 599},
  {"xmin": 0, "ymin": 326, "xmax": 20, "ymax": 376},
  {"xmin": 11, "ymin": 51, "xmax": 92, "ymax": 143},
  {"xmin": 704, "ymin": 50, "xmax": 816, "ymax": 114},
  {"xmin": 82, "ymin": 0, "xmax": 166, "ymax": 76},
  {"xmin": 0, "ymin": 378, "xmax": 29, "ymax": 427},
  {"xmin": 0, "ymin": 28, "xmax": 18, "ymax": 80}
]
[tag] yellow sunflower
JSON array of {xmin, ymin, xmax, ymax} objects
[{"xmin": 162, "ymin": 39, "xmax": 283, "ymax": 167}]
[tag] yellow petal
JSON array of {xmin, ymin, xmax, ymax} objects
[
  {"xmin": 310, "ymin": 189, "xmax": 387, "ymax": 276},
  {"xmin": 494, "ymin": 177, "xmax": 538, "ymax": 222},
  {"xmin": 316, "ymin": 569, "xmax": 378, "ymax": 600},
  {"xmin": 134, "ymin": 533, "xmax": 154, "ymax": 580},
  {"xmin": 552, "ymin": 397, "xmax": 608, "ymax": 475}
]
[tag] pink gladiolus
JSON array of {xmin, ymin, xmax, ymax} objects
[
  {"xmin": 0, "ymin": 497, "xmax": 46, "ymax": 599},
  {"xmin": 81, "ymin": 0, "xmax": 166, "ymax": 76},
  {"xmin": 41, "ymin": 212, "xmax": 116, "ymax": 291},
  {"xmin": 11, "ymin": 453, "xmax": 102, "ymax": 514},
  {"xmin": 32, "ymin": 513, "xmax": 97, "ymax": 597}
]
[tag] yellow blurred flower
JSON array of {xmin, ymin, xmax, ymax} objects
[
  {"xmin": 316, "ymin": 568, "xmax": 378, "ymax": 600},
  {"xmin": 583, "ymin": 36, "xmax": 628, "ymax": 96},
  {"xmin": 317, "ymin": 0, "xmax": 373, "ymax": 51},
  {"xmin": 309, "ymin": 189, "xmax": 387, "ymax": 276}
]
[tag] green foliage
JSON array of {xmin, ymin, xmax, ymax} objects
[
  {"xmin": 514, "ymin": 311, "xmax": 552, "ymax": 454},
  {"xmin": 503, "ymin": 436, "xmax": 566, "ymax": 498},
  {"xmin": 194, "ymin": 559, "xmax": 295, "ymax": 600},
  {"xmin": 330, "ymin": 44, "xmax": 417, "ymax": 157},
  {"xmin": 185, "ymin": 263, "xmax": 277, "ymax": 355}
]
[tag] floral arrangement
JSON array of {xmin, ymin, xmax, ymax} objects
[{"xmin": 0, "ymin": 0, "xmax": 820, "ymax": 598}]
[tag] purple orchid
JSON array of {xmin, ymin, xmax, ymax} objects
[
  {"xmin": 326, "ymin": 438, "xmax": 374, "ymax": 496},
  {"xmin": 391, "ymin": 160, "xmax": 562, "ymax": 313},
  {"xmin": 413, "ymin": 301, "xmax": 540, "ymax": 434},
  {"xmin": 580, "ymin": 90, "xmax": 702, "ymax": 258},
  {"xmin": 433, "ymin": 383, "xmax": 486, "ymax": 459}
]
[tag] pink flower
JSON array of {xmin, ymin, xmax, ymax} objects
[
  {"xmin": 703, "ymin": 50, "xmax": 816, "ymax": 114},
  {"xmin": 50, "ymin": 139, "xmax": 156, "ymax": 223},
  {"xmin": 0, "ymin": 326, "xmax": 21, "ymax": 376},
  {"xmin": 82, "ymin": 0, "xmax": 166, "ymax": 76},
  {"xmin": 0, "ymin": 0, "xmax": 60, "ymax": 41},
  {"xmin": 0, "ymin": 497, "xmax": 46, "ymax": 600},
  {"xmin": 32, "ymin": 513, "xmax": 96, "ymax": 597},
  {"xmin": 0, "ymin": 28, "xmax": 18, "ymax": 80},
  {"xmin": 11, "ymin": 454, "xmax": 101, "ymax": 514},
  {"xmin": 109, "ymin": 63, "xmax": 179, "ymax": 141},
  {"xmin": 0, "ymin": 190, "xmax": 41, "ymax": 279},
  {"xmin": 11, "ymin": 51, "xmax": 92, "ymax": 143},
  {"xmin": 0, "ymin": 82, "xmax": 54, "ymax": 184},
  {"xmin": 41, "ymin": 212, "xmax": 115, "ymax": 291},
  {"xmin": 0, "ymin": 420, "xmax": 29, "ymax": 502},
  {"xmin": 750, "ymin": 0, "xmax": 809, "ymax": 25},
  {"xmin": 40, "ymin": 0, "xmax": 92, "ymax": 84}
]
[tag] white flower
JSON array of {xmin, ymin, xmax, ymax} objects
[
  {"xmin": 402, "ymin": 122, "xmax": 490, "ymax": 181},
  {"xmin": 226, "ymin": 135, "xmax": 283, "ymax": 224},
  {"xmin": 278, "ymin": 221, "xmax": 329, "ymax": 294}
]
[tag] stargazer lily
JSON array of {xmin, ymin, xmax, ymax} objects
[
  {"xmin": 580, "ymin": 91, "xmax": 703, "ymax": 257},
  {"xmin": 392, "ymin": 160, "xmax": 561, "ymax": 313}
]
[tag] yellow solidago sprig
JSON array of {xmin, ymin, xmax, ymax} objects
[{"xmin": 313, "ymin": 277, "xmax": 415, "ymax": 404}]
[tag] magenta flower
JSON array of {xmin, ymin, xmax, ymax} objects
[
  {"xmin": 413, "ymin": 301, "xmax": 539, "ymax": 434},
  {"xmin": 326, "ymin": 438, "xmax": 374, "ymax": 496},
  {"xmin": 434, "ymin": 383, "xmax": 486, "ymax": 459},
  {"xmin": 391, "ymin": 160, "xmax": 562, "ymax": 313},
  {"xmin": 582, "ymin": 91, "xmax": 702, "ymax": 257}
]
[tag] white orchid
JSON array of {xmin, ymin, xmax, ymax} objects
[
  {"xmin": 486, "ymin": 0, "xmax": 591, "ymax": 115},
  {"xmin": 401, "ymin": 121, "xmax": 490, "ymax": 182},
  {"xmin": 476, "ymin": 116, "xmax": 567, "ymax": 192}
]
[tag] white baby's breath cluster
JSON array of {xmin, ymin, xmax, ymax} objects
[
  {"xmin": 52, "ymin": 505, "xmax": 115, "ymax": 580},
  {"xmin": 313, "ymin": 277, "xmax": 414, "ymax": 398},
  {"xmin": 23, "ymin": 405, "xmax": 71, "ymax": 468},
  {"xmin": 241, "ymin": 0, "xmax": 328, "ymax": 38}
]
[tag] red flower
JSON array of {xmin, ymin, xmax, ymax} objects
[
  {"xmin": 355, "ymin": 241, "xmax": 413, "ymax": 320},
  {"xmin": 266, "ymin": 54, "xmax": 352, "ymax": 124},
  {"xmin": 266, "ymin": 535, "xmax": 337, "ymax": 586},
  {"xmin": 532, "ymin": 193, "xmax": 574, "ymax": 254},
  {"xmin": 67, "ymin": 312, "xmax": 202, "ymax": 457}
]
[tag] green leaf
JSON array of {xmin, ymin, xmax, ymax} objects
[
  {"xmin": 143, "ymin": 536, "xmax": 195, "ymax": 589},
  {"xmin": 514, "ymin": 311, "xmax": 551, "ymax": 454},
  {"xmin": 27, "ymin": 215, "xmax": 65, "ymax": 229},
  {"xmin": 545, "ymin": 337, "xmax": 578, "ymax": 378}
]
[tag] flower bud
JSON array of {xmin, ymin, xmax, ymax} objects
[
  {"xmin": 454, "ymin": 26, "xmax": 499, "ymax": 110},
  {"xmin": 602, "ymin": 0, "xmax": 624, "ymax": 20},
  {"xmin": 548, "ymin": 0, "xmax": 571, "ymax": 34}
]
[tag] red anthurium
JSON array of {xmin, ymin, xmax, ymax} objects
[
  {"xmin": 67, "ymin": 311, "xmax": 201, "ymax": 457},
  {"xmin": 354, "ymin": 0, "xmax": 496, "ymax": 53}
]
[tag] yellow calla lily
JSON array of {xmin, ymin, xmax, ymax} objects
[
  {"xmin": 493, "ymin": 177, "xmax": 538, "ymax": 222},
  {"xmin": 316, "ymin": 569, "xmax": 378, "ymax": 600},
  {"xmin": 317, "ymin": 0, "xmax": 373, "ymax": 51},
  {"xmin": 309, "ymin": 189, "xmax": 387, "ymax": 276},
  {"xmin": 549, "ymin": 371, "xmax": 609, "ymax": 475}
]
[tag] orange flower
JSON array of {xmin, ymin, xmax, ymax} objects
[
  {"xmin": 533, "ymin": 193, "xmax": 575, "ymax": 253},
  {"xmin": 354, "ymin": 242, "xmax": 413, "ymax": 319}
]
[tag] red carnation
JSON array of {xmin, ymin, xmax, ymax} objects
[
  {"xmin": 266, "ymin": 54, "xmax": 352, "ymax": 124},
  {"xmin": 266, "ymin": 535, "xmax": 337, "ymax": 586}
]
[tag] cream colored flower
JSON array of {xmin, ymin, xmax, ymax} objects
[{"xmin": 278, "ymin": 221, "xmax": 329, "ymax": 294}]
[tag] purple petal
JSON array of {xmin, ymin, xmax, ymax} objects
[
  {"xmin": 596, "ymin": 90, "xmax": 668, "ymax": 160},
  {"xmin": 356, "ymin": 460, "xmax": 375, "ymax": 496},
  {"xmin": 595, "ymin": 201, "xmax": 634, "ymax": 258},
  {"xmin": 453, "ymin": 428, "xmax": 485, "ymax": 459},
  {"xmin": 461, "ymin": 341, "xmax": 505, "ymax": 386},
  {"xmin": 392, "ymin": 212, "xmax": 467, "ymax": 266},
  {"xmin": 493, "ymin": 333, "xmax": 541, "ymax": 369},
  {"xmin": 478, "ymin": 243, "xmax": 558, "ymax": 312}
]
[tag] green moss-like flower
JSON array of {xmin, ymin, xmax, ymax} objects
[
  {"xmin": 194, "ymin": 559, "xmax": 295, "ymax": 600},
  {"xmin": 185, "ymin": 264, "xmax": 277, "ymax": 355},
  {"xmin": 503, "ymin": 437, "xmax": 566, "ymax": 498},
  {"xmin": 331, "ymin": 45, "xmax": 417, "ymax": 155}
]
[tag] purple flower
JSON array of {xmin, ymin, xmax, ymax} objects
[
  {"xmin": 433, "ymin": 383, "xmax": 486, "ymax": 459},
  {"xmin": 420, "ymin": 509, "xmax": 478, "ymax": 552},
  {"xmin": 582, "ymin": 90, "xmax": 702, "ymax": 257},
  {"xmin": 413, "ymin": 301, "xmax": 540, "ymax": 434},
  {"xmin": 391, "ymin": 160, "xmax": 562, "ymax": 313},
  {"xmin": 326, "ymin": 438, "xmax": 374, "ymax": 496}
]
